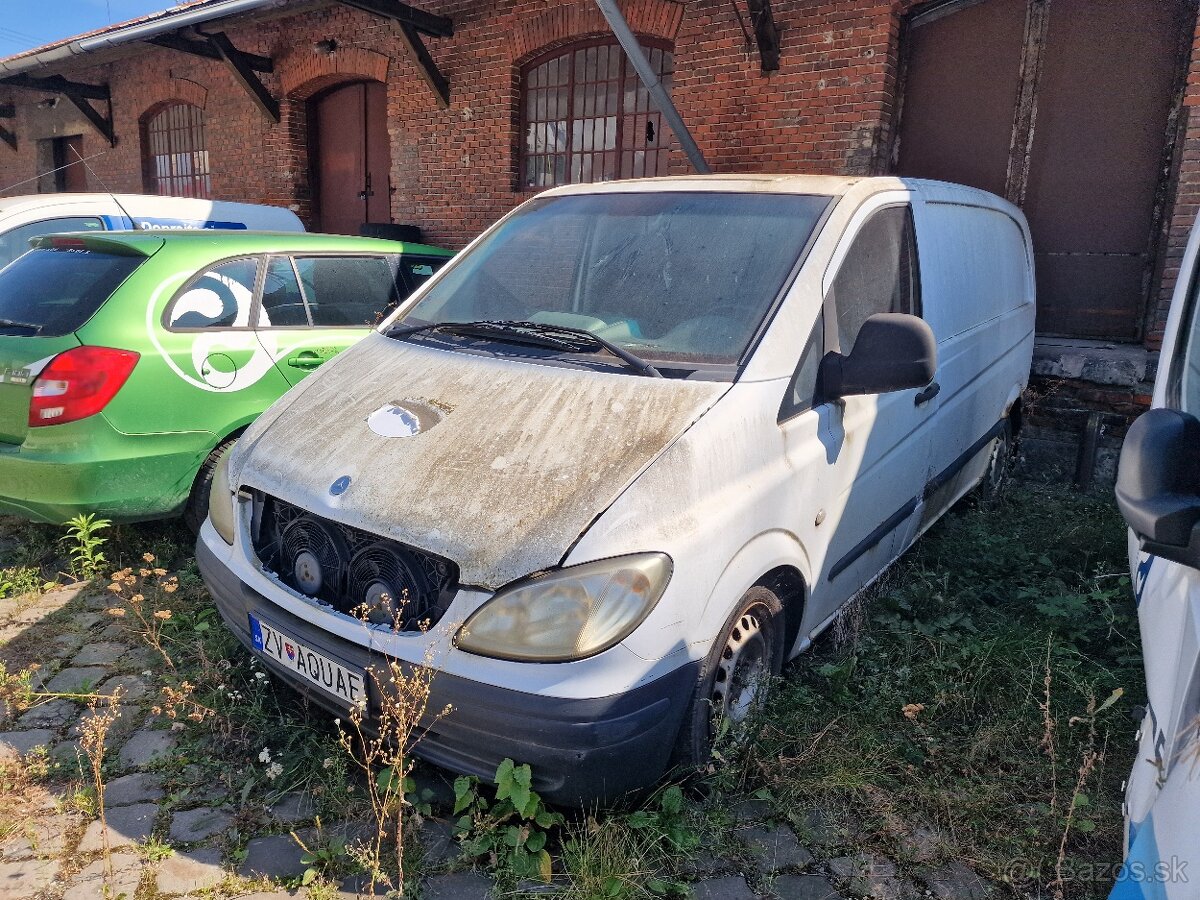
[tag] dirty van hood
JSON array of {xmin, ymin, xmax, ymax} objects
[{"xmin": 235, "ymin": 333, "xmax": 728, "ymax": 590}]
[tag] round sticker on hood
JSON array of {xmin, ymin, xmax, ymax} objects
[{"xmin": 366, "ymin": 399, "xmax": 446, "ymax": 438}]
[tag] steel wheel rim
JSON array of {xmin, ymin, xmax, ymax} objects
[
  {"xmin": 988, "ymin": 431, "xmax": 1011, "ymax": 491},
  {"xmin": 711, "ymin": 609, "xmax": 770, "ymax": 725}
]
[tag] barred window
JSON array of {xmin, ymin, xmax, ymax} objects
[
  {"xmin": 142, "ymin": 102, "xmax": 212, "ymax": 198},
  {"xmin": 521, "ymin": 39, "xmax": 674, "ymax": 189}
]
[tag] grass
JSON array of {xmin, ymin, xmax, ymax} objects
[
  {"xmin": 0, "ymin": 476, "xmax": 1140, "ymax": 899},
  {"xmin": 726, "ymin": 479, "xmax": 1140, "ymax": 897}
]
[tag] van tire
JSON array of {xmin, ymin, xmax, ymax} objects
[
  {"xmin": 979, "ymin": 419, "xmax": 1014, "ymax": 500},
  {"xmin": 674, "ymin": 585, "xmax": 785, "ymax": 769},
  {"xmin": 184, "ymin": 438, "xmax": 238, "ymax": 535}
]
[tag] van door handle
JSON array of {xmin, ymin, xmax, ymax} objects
[
  {"xmin": 287, "ymin": 352, "xmax": 324, "ymax": 370},
  {"xmin": 914, "ymin": 382, "xmax": 941, "ymax": 406}
]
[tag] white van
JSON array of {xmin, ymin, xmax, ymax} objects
[
  {"xmin": 1110, "ymin": 215, "xmax": 1200, "ymax": 898},
  {"xmin": 197, "ymin": 175, "xmax": 1035, "ymax": 804},
  {"xmin": 0, "ymin": 193, "xmax": 303, "ymax": 269}
]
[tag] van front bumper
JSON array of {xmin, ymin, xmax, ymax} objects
[{"xmin": 197, "ymin": 535, "xmax": 698, "ymax": 807}]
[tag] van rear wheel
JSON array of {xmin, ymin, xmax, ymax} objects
[
  {"xmin": 184, "ymin": 438, "xmax": 237, "ymax": 535},
  {"xmin": 674, "ymin": 585, "xmax": 784, "ymax": 768}
]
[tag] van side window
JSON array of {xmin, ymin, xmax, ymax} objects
[
  {"xmin": 260, "ymin": 257, "xmax": 311, "ymax": 327},
  {"xmin": 1177, "ymin": 276, "xmax": 1200, "ymax": 415},
  {"xmin": 168, "ymin": 258, "xmax": 260, "ymax": 329},
  {"xmin": 780, "ymin": 310, "xmax": 824, "ymax": 420},
  {"xmin": 827, "ymin": 206, "xmax": 920, "ymax": 354},
  {"xmin": 0, "ymin": 216, "xmax": 104, "ymax": 270},
  {"xmin": 294, "ymin": 256, "xmax": 399, "ymax": 327}
]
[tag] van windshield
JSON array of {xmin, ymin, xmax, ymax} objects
[
  {"xmin": 395, "ymin": 191, "xmax": 832, "ymax": 368},
  {"xmin": 0, "ymin": 248, "xmax": 145, "ymax": 337}
]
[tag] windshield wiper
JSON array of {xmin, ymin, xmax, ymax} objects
[
  {"xmin": 0, "ymin": 318, "xmax": 42, "ymax": 334},
  {"xmin": 389, "ymin": 320, "xmax": 663, "ymax": 378}
]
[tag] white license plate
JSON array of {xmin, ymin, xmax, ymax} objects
[{"xmin": 249, "ymin": 614, "xmax": 366, "ymax": 707}]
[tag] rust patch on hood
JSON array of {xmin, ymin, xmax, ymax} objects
[{"xmin": 234, "ymin": 334, "xmax": 727, "ymax": 589}]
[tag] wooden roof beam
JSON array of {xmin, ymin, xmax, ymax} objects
[
  {"xmin": 148, "ymin": 32, "xmax": 273, "ymax": 72},
  {"xmin": 204, "ymin": 30, "xmax": 280, "ymax": 123},
  {"xmin": 0, "ymin": 73, "xmax": 109, "ymax": 102},
  {"xmin": 746, "ymin": 0, "xmax": 780, "ymax": 72},
  {"xmin": 339, "ymin": 0, "xmax": 453, "ymax": 38}
]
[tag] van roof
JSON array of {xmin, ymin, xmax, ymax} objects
[
  {"xmin": 539, "ymin": 174, "xmax": 1014, "ymax": 210},
  {"xmin": 34, "ymin": 228, "xmax": 453, "ymax": 257},
  {"xmin": 0, "ymin": 193, "xmax": 296, "ymax": 216}
]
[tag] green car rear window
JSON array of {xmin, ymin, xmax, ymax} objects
[{"xmin": 0, "ymin": 247, "xmax": 145, "ymax": 337}]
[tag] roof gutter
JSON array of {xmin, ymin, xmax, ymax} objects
[{"xmin": 0, "ymin": 0, "xmax": 287, "ymax": 77}]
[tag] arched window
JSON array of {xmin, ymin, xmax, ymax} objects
[
  {"xmin": 142, "ymin": 102, "xmax": 211, "ymax": 198},
  {"xmin": 521, "ymin": 39, "xmax": 674, "ymax": 189}
]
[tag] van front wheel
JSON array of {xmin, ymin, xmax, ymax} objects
[
  {"xmin": 674, "ymin": 585, "xmax": 784, "ymax": 768},
  {"xmin": 979, "ymin": 419, "xmax": 1014, "ymax": 499},
  {"xmin": 184, "ymin": 438, "xmax": 238, "ymax": 535}
]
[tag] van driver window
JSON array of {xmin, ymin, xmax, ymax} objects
[
  {"xmin": 169, "ymin": 258, "xmax": 260, "ymax": 329},
  {"xmin": 827, "ymin": 206, "xmax": 920, "ymax": 355}
]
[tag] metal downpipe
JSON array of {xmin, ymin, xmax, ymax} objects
[{"xmin": 593, "ymin": 0, "xmax": 712, "ymax": 175}]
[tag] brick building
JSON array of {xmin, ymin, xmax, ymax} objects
[{"xmin": 0, "ymin": 0, "xmax": 1196, "ymax": 478}]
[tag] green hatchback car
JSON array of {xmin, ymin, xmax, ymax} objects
[{"xmin": 0, "ymin": 230, "xmax": 453, "ymax": 527}]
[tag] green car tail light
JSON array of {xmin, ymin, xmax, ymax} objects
[{"xmin": 29, "ymin": 346, "xmax": 140, "ymax": 427}]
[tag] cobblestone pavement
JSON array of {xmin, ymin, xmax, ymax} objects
[{"xmin": 0, "ymin": 584, "xmax": 995, "ymax": 900}]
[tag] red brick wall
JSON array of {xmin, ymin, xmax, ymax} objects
[
  {"xmin": 0, "ymin": 0, "xmax": 1193, "ymax": 358},
  {"xmin": 1152, "ymin": 18, "xmax": 1200, "ymax": 349},
  {"xmin": 0, "ymin": 0, "xmax": 905, "ymax": 243}
]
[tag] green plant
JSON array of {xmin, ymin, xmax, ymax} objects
[
  {"xmin": 625, "ymin": 786, "xmax": 699, "ymax": 856},
  {"xmin": 454, "ymin": 759, "xmax": 564, "ymax": 882},
  {"xmin": 294, "ymin": 821, "xmax": 352, "ymax": 887},
  {"xmin": 62, "ymin": 514, "xmax": 111, "ymax": 580},
  {"xmin": 139, "ymin": 836, "xmax": 175, "ymax": 863},
  {"xmin": 560, "ymin": 816, "xmax": 686, "ymax": 900},
  {"xmin": 0, "ymin": 566, "xmax": 51, "ymax": 600}
]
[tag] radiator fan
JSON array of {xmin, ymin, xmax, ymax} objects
[
  {"xmin": 279, "ymin": 516, "xmax": 349, "ymax": 601},
  {"xmin": 347, "ymin": 543, "xmax": 424, "ymax": 626}
]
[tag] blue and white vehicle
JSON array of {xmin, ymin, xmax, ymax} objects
[
  {"xmin": 1112, "ymin": 214, "xmax": 1200, "ymax": 899},
  {"xmin": 0, "ymin": 193, "xmax": 303, "ymax": 269}
]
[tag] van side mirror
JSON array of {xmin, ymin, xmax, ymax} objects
[
  {"xmin": 1115, "ymin": 408, "xmax": 1200, "ymax": 570},
  {"xmin": 820, "ymin": 313, "xmax": 937, "ymax": 400}
]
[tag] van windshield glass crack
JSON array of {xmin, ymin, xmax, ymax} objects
[{"xmin": 392, "ymin": 191, "xmax": 832, "ymax": 367}]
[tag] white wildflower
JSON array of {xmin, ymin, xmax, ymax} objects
[
  {"xmin": 258, "ymin": 747, "xmax": 272, "ymax": 763},
  {"xmin": 266, "ymin": 761, "xmax": 283, "ymax": 780}
]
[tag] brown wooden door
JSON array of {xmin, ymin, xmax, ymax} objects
[
  {"xmin": 895, "ymin": 0, "xmax": 1190, "ymax": 341},
  {"xmin": 1024, "ymin": 0, "xmax": 1188, "ymax": 339},
  {"xmin": 313, "ymin": 81, "xmax": 391, "ymax": 235}
]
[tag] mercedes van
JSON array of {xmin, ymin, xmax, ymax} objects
[
  {"xmin": 0, "ymin": 193, "xmax": 303, "ymax": 269},
  {"xmin": 198, "ymin": 175, "xmax": 1036, "ymax": 805}
]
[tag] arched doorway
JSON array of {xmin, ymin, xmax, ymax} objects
[
  {"xmin": 894, "ymin": 0, "xmax": 1193, "ymax": 340},
  {"xmin": 309, "ymin": 81, "xmax": 390, "ymax": 235}
]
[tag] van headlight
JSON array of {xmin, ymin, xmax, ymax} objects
[
  {"xmin": 208, "ymin": 450, "xmax": 236, "ymax": 545},
  {"xmin": 455, "ymin": 553, "xmax": 672, "ymax": 662}
]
